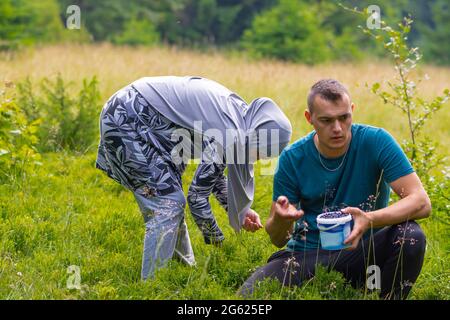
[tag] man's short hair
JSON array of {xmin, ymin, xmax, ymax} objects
[{"xmin": 307, "ymin": 79, "xmax": 350, "ymax": 113}]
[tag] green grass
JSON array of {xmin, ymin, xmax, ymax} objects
[
  {"xmin": 1, "ymin": 44, "xmax": 449, "ymax": 300},
  {"xmin": 0, "ymin": 151, "xmax": 448, "ymax": 299}
]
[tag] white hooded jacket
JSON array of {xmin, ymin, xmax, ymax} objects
[{"xmin": 132, "ymin": 76, "xmax": 292, "ymax": 232}]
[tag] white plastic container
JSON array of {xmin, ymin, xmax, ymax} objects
[{"xmin": 316, "ymin": 211, "xmax": 353, "ymax": 250}]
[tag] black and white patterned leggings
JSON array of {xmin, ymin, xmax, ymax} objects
[{"xmin": 96, "ymin": 85, "xmax": 231, "ymax": 278}]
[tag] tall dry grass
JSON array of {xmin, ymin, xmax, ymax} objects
[{"xmin": 1, "ymin": 43, "xmax": 449, "ymax": 145}]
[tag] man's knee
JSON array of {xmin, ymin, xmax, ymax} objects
[
  {"xmin": 166, "ymin": 189, "xmax": 187, "ymax": 208},
  {"xmin": 391, "ymin": 221, "xmax": 426, "ymax": 256}
]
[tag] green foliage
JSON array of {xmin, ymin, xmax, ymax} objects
[
  {"xmin": 1, "ymin": 68, "xmax": 449, "ymax": 298},
  {"xmin": 345, "ymin": 6, "xmax": 449, "ymax": 177},
  {"xmin": 16, "ymin": 75, "xmax": 101, "ymax": 153},
  {"xmin": 241, "ymin": 0, "xmax": 393, "ymax": 64},
  {"xmin": 250, "ymin": 263, "xmax": 369, "ymax": 300},
  {"xmin": 155, "ymin": 0, "xmax": 277, "ymax": 46},
  {"xmin": 0, "ymin": 0, "xmax": 61, "ymax": 49},
  {"xmin": 0, "ymin": 83, "xmax": 41, "ymax": 183},
  {"xmin": 425, "ymin": 166, "xmax": 450, "ymax": 226},
  {"xmin": 112, "ymin": 18, "xmax": 160, "ymax": 46},
  {"xmin": 58, "ymin": 0, "xmax": 128, "ymax": 42},
  {"xmin": 348, "ymin": 6, "xmax": 450, "ymax": 259},
  {"xmin": 1, "ymin": 0, "xmax": 449, "ymax": 64},
  {"xmin": 0, "ymin": 0, "xmax": 89, "ymax": 50},
  {"xmin": 417, "ymin": 0, "xmax": 450, "ymax": 65}
]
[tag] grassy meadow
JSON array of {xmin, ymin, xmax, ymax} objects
[{"xmin": 0, "ymin": 44, "xmax": 449, "ymax": 299}]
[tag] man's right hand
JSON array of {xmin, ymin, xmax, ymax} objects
[
  {"xmin": 274, "ymin": 196, "xmax": 304, "ymax": 222},
  {"xmin": 265, "ymin": 196, "xmax": 304, "ymax": 248}
]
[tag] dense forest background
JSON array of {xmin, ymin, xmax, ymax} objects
[{"xmin": 1, "ymin": 0, "xmax": 449, "ymax": 65}]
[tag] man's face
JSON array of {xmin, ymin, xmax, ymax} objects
[{"xmin": 305, "ymin": 94, "xmax": 354, "ymax": 151}]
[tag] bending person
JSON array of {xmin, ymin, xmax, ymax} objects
[{"xmin": 96, "ymin": 76, "xmax": 292, "ymax": 279}]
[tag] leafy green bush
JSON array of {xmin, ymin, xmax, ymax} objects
[
  {"xmin": 250, "ymin": 264, "xmax": 369, "ymax": 300},
  {"xmin": 17, "ymin": 75, "xmax": 101, "ymax": 153},
  {"xmin": 0, "ymin": 83, "xmax": 41, "ymax": 183}
]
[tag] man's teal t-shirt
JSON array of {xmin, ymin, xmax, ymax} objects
[{"xmin": 272, "ymin": 123, "xmax": 414, "ymax": 252}]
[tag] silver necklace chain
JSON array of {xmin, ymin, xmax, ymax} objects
[{"xmin": 317, "ymin": 144, "xmax": 349, "ymax": 172}]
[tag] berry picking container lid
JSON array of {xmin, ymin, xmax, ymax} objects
[{"xmin": 316, "ymin": 211, "xmax": 352, "ymax": 225}]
